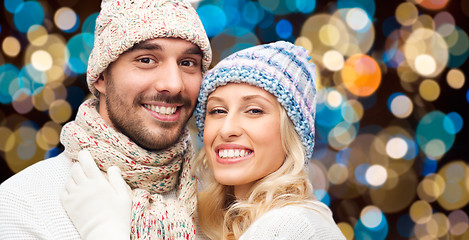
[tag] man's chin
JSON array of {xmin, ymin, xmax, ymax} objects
[{"xmin": 134, "ymin": 128, "xmax": 185, "ymax": 151}]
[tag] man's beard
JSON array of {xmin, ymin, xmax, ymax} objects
[{"xmin": 104, "ymin": 78, "xmax": 194, "ymax": 151}]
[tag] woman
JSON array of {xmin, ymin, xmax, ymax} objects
[
  {"xmin": 62, "ymin": 41, "xmax": 345, "ymax": 239},
  {"xmin": 192, "ymin": 41, "xmax": 344, "ymax": 239}
]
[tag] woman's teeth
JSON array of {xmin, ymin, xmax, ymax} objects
[{"xmin": 218, "ymin": 149, "xmax": 251, "ymax": 159}]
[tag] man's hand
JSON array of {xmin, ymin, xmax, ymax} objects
[{"xmin": 61, "ymin": 150, "xmax": 132, "ymax": 240}]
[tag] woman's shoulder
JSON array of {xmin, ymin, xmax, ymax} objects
[
  {"xmin": 256, "ymin": 203, "xmax": 334, "ymax": 228},
  {"xmin": 240, "ymin": 202, "xmax": 346, "ymax": 240}
]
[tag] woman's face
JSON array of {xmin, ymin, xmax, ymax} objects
[{"xmin": 203, "ymin": 83, "xmax": 285, "ymax": 198}]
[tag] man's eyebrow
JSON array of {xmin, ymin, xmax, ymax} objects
[
  {"xmin": 128, "ymin": 42, "xmax": 162, "ymax": 52},
  {"xmin": 127, "ymin": 41, "xmax": 203, "ymax": 56},
  {"xmin": 185, "ymin": 46, "xmax": 203, "ymax": 56}
]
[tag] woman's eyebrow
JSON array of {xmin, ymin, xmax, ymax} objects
[
  {"xmin": 207, "ymin": 94, "xmax": 275, "ymax": 104},
  {"xmin": 240, "ymin": 94, "xmax": 275, "ymax": 104}
]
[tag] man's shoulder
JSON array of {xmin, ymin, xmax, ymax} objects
[
  {"xmin": 0, "ymin": 152, "xmax": 81, "ymax": 239},
  {"xmin": 0, "ymin": 152, "xmax": 72, "ymax": 191}
]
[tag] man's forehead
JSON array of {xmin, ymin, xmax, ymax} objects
[{"xmin": 129, "ymin": 38, "xmax": 202, "ymax": 55}]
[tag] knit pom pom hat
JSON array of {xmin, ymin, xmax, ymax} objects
[
  {"xmin": 87, "ymin": 0, "xmax": 212, "ymax": 96},
  {"xmin": 195, "ymin": 41, "xmax": 317, "ymax": 160}
]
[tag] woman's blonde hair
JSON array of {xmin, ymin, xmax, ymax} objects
[{"xmin": 193, "ymin": 104, "xmax": 315, "ymax": 239}]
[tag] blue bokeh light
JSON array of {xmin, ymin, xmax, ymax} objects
[
  {"xmin": 258, "ymin": 9, "xmax": 275, "ymax": 29},
  {"xmin": 443, "ymin": 112, "xmax": 463, "ymax": 134},
  {"xmin": 44, "ymin": 147, "xmax": 61, "ymax": 159},
  {"xmin": 447, "ymin": 27, "xmax": 469, "ymax": 68},
  {"xmin": 422, "ymin": 157, "xmax": 438, "ymax": 176},
  {"xmin": 355, "ymin": 163, "xmax": 370, "ymax": 185},
  {"xmin": 402, "ymin": 136, "xmax": 419, "ymax": 160},
  {"xmin": 396, "ymin": 214, "xmax": 415, "ymax": 238},
  {"xmin": 354, "ymin": 209, "xmax": 389, "ymax": 240},
  {"xmin": 337, "ymin": 0, "xmax": 376, "ymax": 18},
  {"xmin": 222, "ymin": 5, "xmax": 241, "ymax": 28},
  {"xmin": 386, "ymin": 92, "xmax": 404, "ymax": 110},
  {"xmin": 4, "ymin": 0, "xmax": 24, "ymax": 13},
  {"xmin": 197, "ymin": 4, "xmax": 227, "ymax": 37},
  {"xmin": 82, "ymin": 13, "xmax": 99, "ymax": 34},
  {"xmin": 242, "ymin": 1, "xmax": 264, "ymax": 25},
  {"xmin": 0, "ymin": 64, "xmax": 20, "ymax": 104},
  {"xmin": 316, "ymin": 96, "xmax": 346, "ymax": 140},
  {"xmin": 13, "ymin": 1, "xmax": 44, "ymax": 33},
  {"xmin": 65, "ymin": 33, "xmax": 94, "ymax": 74},
  {"xmin": 381, "ymin": 16, "xmax": 400, "ymax": 37},
  {"xmin": 336, "ymin": 148, "xmax": 351, "ymax": 165},
  {"xmin": 416, "ymin": 111, "xmax": 456, "ymax": 158},
  {"xmin": 18, "ymin": 64, "xmax": 46, "ymax": 96},
  {"xmin": 314, "ymin": 189, "xmax": 331, "ymax": 206},
  {"xmin": 296, "ymin": 0, "xmax": 316, "ymax": 14},
  {"xmin": 275, "ymin": 19, "xmax": 293, "ymax": 39},
  {"xmin": 466, "ymin": 88, "xmax": 469, "ymax": 103}
]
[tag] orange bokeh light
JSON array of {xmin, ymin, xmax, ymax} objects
[
  {"xmin": 415, "ymin": 0, "xmax": 449, "ymax": 10},
  {"xmin": 341, "ymin": 54, "xmax": 382, "ymax": 97}
]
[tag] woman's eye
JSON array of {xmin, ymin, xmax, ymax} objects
[
  {"xmin": 138, "ymin": 58, "xmax": 155, "ymax": 64},
  {"xmin": 247, "ymin": 109, "xmax": 263, "ymax": 114},
  {"xmin": 208, "ymin": 109, "xmax": 226, "ymax": 115}
]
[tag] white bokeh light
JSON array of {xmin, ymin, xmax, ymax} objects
[
  {"xmin": 323, "ymin": 50, "xmax": 344, "ymax": 71},
  {"xmin": 415, "ymin": 54, "xmax": 437, "ymax": 76},
  {"xmin": 386, "ymin": 137, "xmax": 408, "ymax": 159},
  {"xmin": 365, "ymin": 165, "xmax": 388, "ymax": 187},
  {"xmin": 390, "ymin": 95, "xmax": 413, "ymax": 118},
  {"xmin": 346, "ymin": 8, "xmax": 370, "ymax": 31}
]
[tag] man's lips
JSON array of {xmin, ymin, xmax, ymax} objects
[
  {"xmin": 143, "ymin": 104, "xmax": 178, "ymax": 115},
  {"xmin": 142, "ymin": 103, "xmax": 182, "ymax": 122}
]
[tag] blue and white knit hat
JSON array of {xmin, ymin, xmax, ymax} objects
[{"xmin": 195, "ymin": 41, "xmax": 317, "ymax": 160}]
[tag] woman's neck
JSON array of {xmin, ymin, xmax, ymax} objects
[{"xmin": 234, "ymin": 182, "xmax": 254, "ymax": 200}]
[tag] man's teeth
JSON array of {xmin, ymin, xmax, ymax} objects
[
  {"xmin": 218, "ymin": 149, "xmax": 251, "ymax": 158},
  {"xmin": 144, "ymin": 104, "xmax": 177, "ymax": 115}
]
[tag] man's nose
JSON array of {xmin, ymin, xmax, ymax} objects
[{"xmin": 153, "ymin": 61, "xmax": 184, "ymax": 95}]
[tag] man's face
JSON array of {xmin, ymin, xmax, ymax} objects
[{"xmin": 94, "ymin": 38, "xmax": 203, "ymax": 150}]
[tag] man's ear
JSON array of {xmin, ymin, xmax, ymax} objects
[{"xmin": 94, "ymin": 73, "xmax": 106, "ymax": 95}]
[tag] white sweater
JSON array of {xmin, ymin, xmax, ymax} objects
[
  {"xmin": 240, "ymin": 203, "xmax": 346, "ymax": 240},
  {"xmin": 0, "ymin": 153, "xmax": 81, "ymax": 239},
  {"xmin": 0, "ymin": 152, "xmax": 205, "ymax": 240},
  {"xmin": 0, "ymin": 153, "xmax": 343, "ymax": 240}
]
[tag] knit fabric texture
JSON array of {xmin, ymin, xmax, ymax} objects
[
  {"xmin": 87, "ymin": 0, "xmax": 212, "ymax": 96},
  {"xmin": 60, "ymin": 99, "xmax": 198, "ymax": 239},
  {"xmin": 239, "ymin": 204, "xmax": 346, "ymax": 240},
  {"xmin": 195, "ymin": 41, "xmax": 317, "ymax": 160}
]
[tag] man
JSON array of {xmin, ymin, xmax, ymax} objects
[{"xmin": 0, "ymin": 0, "xmax": 211, "ymax": 239}]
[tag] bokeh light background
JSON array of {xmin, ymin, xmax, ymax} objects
[{"xmin": 1, "ymin": 0, "xmax": 468, "ymax": 239}]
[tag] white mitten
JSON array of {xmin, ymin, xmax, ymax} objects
[{"xmin": 61, "ymin": 150, "xmax": 132, "ymax": 240}]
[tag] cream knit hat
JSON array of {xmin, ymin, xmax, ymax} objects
[{"xmin": 87, "ymin": 0, "xmax": 212, "ymax": 96}]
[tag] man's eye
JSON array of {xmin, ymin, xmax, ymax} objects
[
  {"xmin": 180, "ymin": 60, "xmax": 195, "ymax": 67},
  {"xmin": 138, "ymin": 58, "xmax": 155, "ymax": 64}
]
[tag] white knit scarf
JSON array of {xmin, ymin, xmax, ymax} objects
[{"xmin": 60, "ymin": 99, "xmax": 197, "ymax": 239}]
